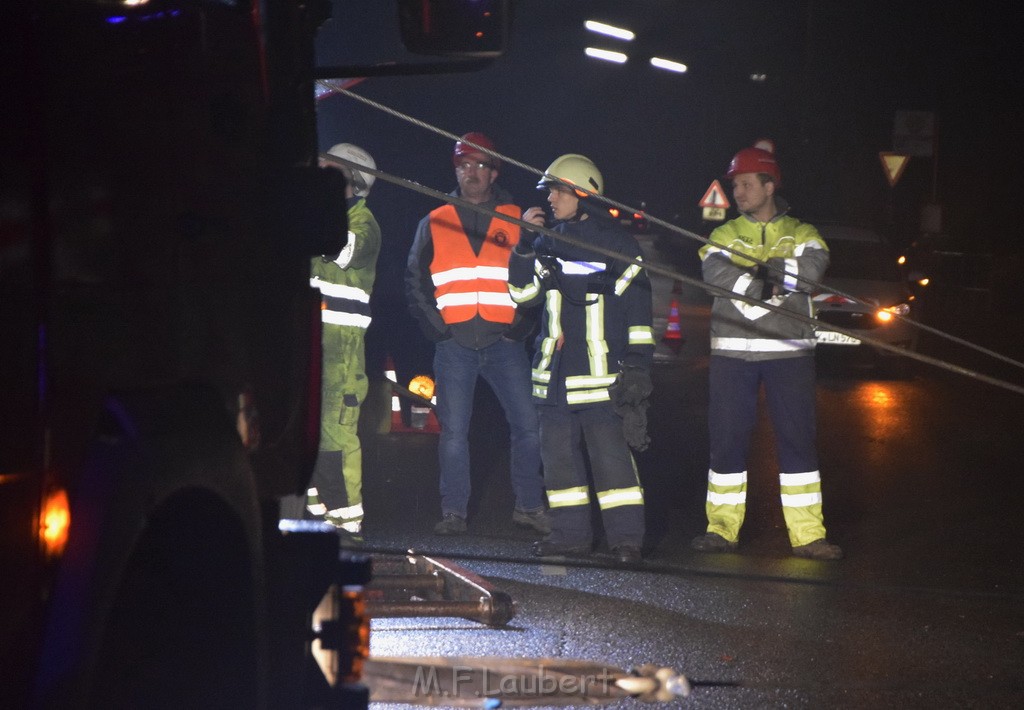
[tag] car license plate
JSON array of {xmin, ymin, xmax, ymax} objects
[{"xmin": 816, "ymin": 330, "xmax": 861, "ymax": 346}]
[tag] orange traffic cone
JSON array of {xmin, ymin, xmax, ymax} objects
[
  {"xmin": 662, "ymin": 297, "xmax": 683, "ymax": 354},
  {"xmin": 664, "ymin": 298, "xmax": 682, "ymax": 340},
  {"xmin": 384, "ymin": 356, "xmax": 406, "ymax": 432}
]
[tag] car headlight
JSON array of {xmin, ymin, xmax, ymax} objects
[{"xmin": 875, "ymin": 303, "xmax": 910, "ymax": 323}]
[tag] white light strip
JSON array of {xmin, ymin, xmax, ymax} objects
[
  {"xmin": 650, "ymin": 57, "xmax": 688, "ymax": 73},
  {"xmin": 585, "ymin": 47, "xmax": 628, "ymax": 64},
  {"xmin": 584, "ymin": 20, "xmax": 635, "ymax": 41}
]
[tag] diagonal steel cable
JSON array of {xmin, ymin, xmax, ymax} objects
[
  {"xmin": 316, "ymin": 84, "xmax": 1024, "ymax": 393},
  {"xmin": 322, "ymin": 150, "xmax": 1024, "ymax": 397}
]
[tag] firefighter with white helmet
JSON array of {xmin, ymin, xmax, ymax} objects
[
  {"xmin": 326, "ymin": 142, "xmax": 377, "ymax": 197},
  {"xmin": 302, "ymin": 142, "xmax": 381, "ymax": 539},
  {"xmin": 694, "ymin": 139, "xmax": 842, "ymax": 560},
  {"xmin": 536, "ymin": 153, "xmax": 604, "ymax": 199},
  {"xmin": 509, "ymin": 153, "xmax": 655, "ymax": 564}
]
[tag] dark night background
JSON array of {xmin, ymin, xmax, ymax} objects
[{"xmin": 313, "ymin": 0, "xmax": 1024, "ymax": 376}]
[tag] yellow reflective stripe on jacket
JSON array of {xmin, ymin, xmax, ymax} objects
[
  {"xmin": 566, "ymin": 374, "xmax": 618, "ymax": 389},
  {"xmin": 311, "ymin": 279, "xmax": 372, "ymax": 302},
  {"xmin": 565, "ymin": 389, "xmax": 611, "ymax": 405},
  {"xmin": 584, "ymin": 295, "xmax": 608, "ymax": 378},
  {"xmin": 321, "ymin": 311, "xmax": 372, "ymax": 328},
  {"xmin": 615, "ymin": 260, "xmax": 643, "ymax": 296},
  {"xmin": 629, "ymin": 325, "xmax": 655, "ymax": 344}
]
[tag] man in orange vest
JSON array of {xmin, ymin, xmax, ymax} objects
[{"xmin": 406, "ymin": 132, "xmax": 549, "ymax": 536}]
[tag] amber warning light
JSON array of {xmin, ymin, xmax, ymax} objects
[
  {"xmin": 41, "ymin": 488, "xmax": 71, "ymax": 557},
  {"xmin": 409, "ymin": 375, "xmax": 435, "ymax": 400}
]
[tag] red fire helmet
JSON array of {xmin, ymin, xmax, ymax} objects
[
  {"xmin": 453, "ymin": 132, "xmax": 499, "ymax": 168},
  {"xmin": 725, "ymin": 139, "xmax": 781, "ymax": 186}
]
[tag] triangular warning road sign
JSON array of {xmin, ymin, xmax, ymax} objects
[
  {"xmin": 879, "ymin": 152, "xmax": 910, "ymax": 187},
  {"xmin": 699, "ymin": 179, "xmax": 731, "ymax": 209}
]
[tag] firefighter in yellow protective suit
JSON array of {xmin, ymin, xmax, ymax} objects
[{"xmin": 305, "ymin": 143, "xmax": 381, "ymax": 538}]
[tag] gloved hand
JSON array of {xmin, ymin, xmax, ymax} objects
[
  {"xmin": 764, "ymin": 257, "xmax": 792, "ymax": 289},
  {"xmin": 611, "ymin": 364, "xmax": 652, "ymax": 452},
  {"xmin": 515, "ymin": 230, "xmax": 538, "ymax": 254},
  {"xmin": 619, "ymin": 400, "xmax": 650, "ymax": 452},
  {"xmin": 749, "ymin": 265, "xmax": 775, "ymax": 301},
  {"xmin": 613, "ymin": 364, "xmax": 653, "ymax": 406}
]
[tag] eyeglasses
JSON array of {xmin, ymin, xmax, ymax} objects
[{"xmin": 456, "ymin": 161, "xmax": 496, "ymax": 171}]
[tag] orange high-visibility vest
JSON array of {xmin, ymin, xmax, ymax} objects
[{"xmin": 429, "ymin": 203, "xmax": 521, "ymax": 325}]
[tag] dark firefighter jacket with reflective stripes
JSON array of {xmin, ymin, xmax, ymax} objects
[
  {"xmin": 508, "ymin": 213, "xmax": 655, "ymax": 408},
  {"xmin": 698, "ymin": 202, "xmax": 829, "ymax": 361}
]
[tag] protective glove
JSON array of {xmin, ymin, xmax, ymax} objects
[
  {"xmin": 620, "ymin": 400, "xmax": 650, "ymax": 452},
  {"xmin": 610, "ymin": 364, "xmax": 652, "ymax": 452},
  {"xmin": 764, "ymin": 257, "xmax": 794, "ymax": 290},
  {"xmin": 749, "ymin": 265, "xmax": 776, "ymax": 301},
  {"xmin": 514, "ymin": 230, "xmax": 538, "ymax": 255},
  {"xmin": 613, "ymin": 364, "xmax": 653, "ymax": 406}
]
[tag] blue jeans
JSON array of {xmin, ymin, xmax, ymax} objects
[{"xmin": 433, "ymin": 338, "xmax": 545, "ymax": 518}]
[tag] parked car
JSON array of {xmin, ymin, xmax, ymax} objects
[{"xmin": 812, "ymin": 224, "xmax": 919, "ymax": 375}]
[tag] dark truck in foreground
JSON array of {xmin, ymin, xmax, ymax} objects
[{"xmin": 1, "ymin": 1, "xmax": 507, "ymax": 707}]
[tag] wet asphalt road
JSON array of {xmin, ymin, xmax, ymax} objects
[{"xmin": 353, "ymin": 294, "xmax": 1024, "ymax": 709}]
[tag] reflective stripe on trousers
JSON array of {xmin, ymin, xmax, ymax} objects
[{"xmin": 703, "ymin": 469, "xmax": 826, "ymax": 545}]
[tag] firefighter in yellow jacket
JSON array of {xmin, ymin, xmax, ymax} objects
[
  {"xmin": 694, "ymin": 140, "xmax": 842, "ymax": 560},
  {"xmin": 306, "ymin": 143, "xmax": 381, "ymax": 538}
]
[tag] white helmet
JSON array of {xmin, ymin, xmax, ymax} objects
[
  {"xmin": 324, "ymin": 143, "xmax": 376, "ymax": 197},
  {"xmin": 536, "ymin": 153, "xmax": 604, "ymax": 197}
]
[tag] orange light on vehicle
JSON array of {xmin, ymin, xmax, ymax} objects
[
  {"xmin": 341, "ymin": 586, "xmax": 370, "ymax": 683},
  {"xmin": 311, "ymin": 582, "xmax": 371, "ymax": 686},
  {"xmin": 41, "ymin": 488, "xmax": 70, "ymax": 557},
  {"xmin": 876, "ymin": 303, "xmax": 910, "ymax": 324},
  {"xmin": 408, "ymin": 375, "xmax": 435, "ymax": 400}
]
